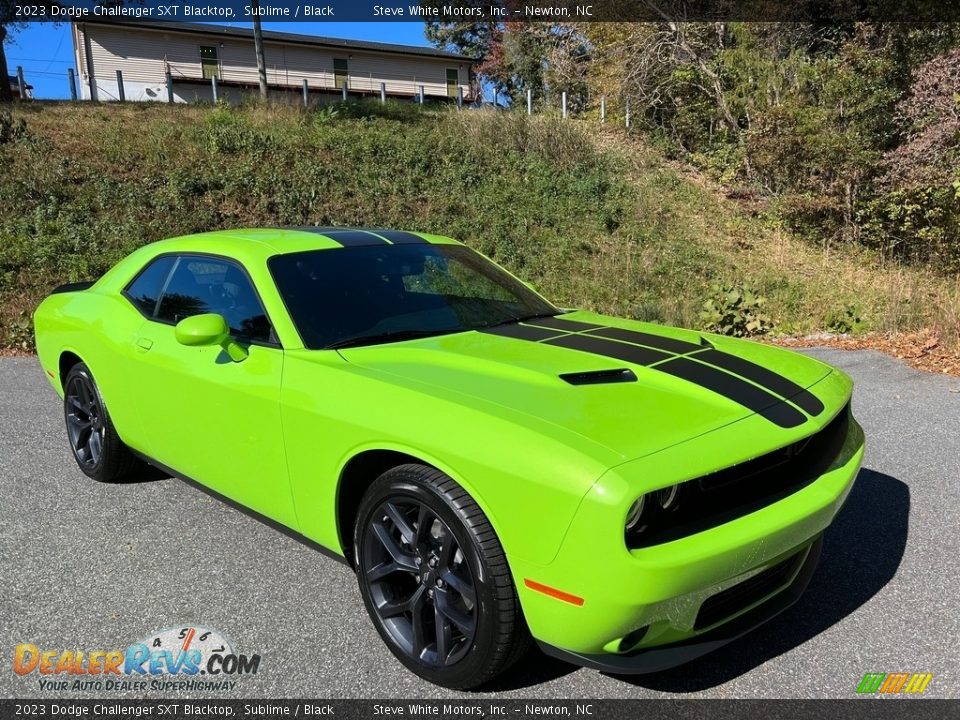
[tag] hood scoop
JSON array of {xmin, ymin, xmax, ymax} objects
[{"xmin": 559, "ymin": 368, "xmax": 638, "ymax": 386}]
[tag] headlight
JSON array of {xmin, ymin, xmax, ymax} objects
[
  {"xmin": 624, "ymin": 485, "xmax": 681, "ymax": 539},
  {"xmin": 625, "ymin": 495, "xmax": 646, "ymax": 532},
  {"xmin": 657, "ymin": 484, "xmax": 680, "ymax": 510}
]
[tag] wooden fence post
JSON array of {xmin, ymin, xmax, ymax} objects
[
  {"xmin": 302, "ymin": 78, "xmax": 308, "ymax": 107},
  {"xmin": 116, "ymin": 70, "xmax": 125, "ymax": 102},
  {"xmin": 165, "ymin": 70, "xmax": 174, "ymax": 104},
  {"xmin": 68, "ymin": 68, "xmax": 77, "ymax": 101},
  {"xmin": 16, "ymin": 66, "xmax": 26, "ymax": 100}
]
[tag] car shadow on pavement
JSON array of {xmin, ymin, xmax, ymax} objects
[
  {"xmin": 124, "ymin": 464, "xmax": 173, "ymax": 483},
  {"xmin": 604, "ymin": 467, "xmax": 909, "ymax": 692}
]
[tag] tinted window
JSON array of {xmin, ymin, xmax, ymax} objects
[
  {"xmin": 268, "ymin": 244, "xmax": 559, "ymax": 349},
  {"xmin": 155, "ymin": 256, "xmax": 273, "ymax": 343},
  {"xmin": 125, "ymin": 256, "xmax": 176, "ymax": 317}
]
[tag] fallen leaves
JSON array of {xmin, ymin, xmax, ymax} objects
[{"xmin": 771, "ymin": 329, "xmax": 960, "ymax": 377}]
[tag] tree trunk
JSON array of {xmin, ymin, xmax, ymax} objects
[{"xmin": 0, "ymin": 26, "xmax": 13, "ymax": 102}]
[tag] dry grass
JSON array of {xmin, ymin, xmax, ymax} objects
[{"xmin": 2, "ymin": 101, "xmax": 959, "ymax": 366}]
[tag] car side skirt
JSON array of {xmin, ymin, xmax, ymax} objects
[{"xmin": 130, "ymin": 450, "xmax": 352, "ymax": 568}]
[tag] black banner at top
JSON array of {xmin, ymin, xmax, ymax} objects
[{"xmin": 14, "ymin": 0, "xmax": 960, "ymax": 23}]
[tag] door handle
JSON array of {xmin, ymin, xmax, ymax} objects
[{"xmin": 135, "ymin": 337, "xmax": 154, "ymax": 351}]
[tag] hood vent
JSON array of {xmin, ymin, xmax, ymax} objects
[{"xmin": 559, "ymin": 368, "xmax": 638, "ymax": 386}]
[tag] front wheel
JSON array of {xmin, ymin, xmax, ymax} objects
[
  {"xmin": 353, "ymin": 464, "xmax": 529, "ymax": 689},
  {"xmin": 63, "ymin": 362, "xmax": 141, "ymax": 482}
]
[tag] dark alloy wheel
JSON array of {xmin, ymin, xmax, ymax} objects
[
  {"xmin": 354, "ymin": 464, "xmax": 530, "ymax": 689},
  {"xmin": 62, "ymin": 362, "xmax": 141, "ymax": 483},
  {"xmin": 65, "ymin": 371, "xmax": 106, "ymax": 470},
  {"xmin": 363, "ymin": 498, "xmax": 477, "ymax": 668}
]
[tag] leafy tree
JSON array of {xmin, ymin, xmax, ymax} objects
[{"xmin": 425, "ymin": 20, "xmax": 585, "ymax": 105}]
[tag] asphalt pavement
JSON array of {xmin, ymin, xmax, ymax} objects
[{"xmin": 1, "ymin": 349, "xmax": 958, "ymax": 699}]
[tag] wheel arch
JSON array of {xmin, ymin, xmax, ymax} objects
[
  {"xmin": 335, "ymin": 446, "xmax": 502, "ymax": 568},
  {"xmin": 59, "ymin": 349, "xmax": 84, "ymax": 386}
]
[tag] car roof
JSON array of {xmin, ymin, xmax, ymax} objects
[{"xmin": 143, "ymin": 227, "xmax": 463, "ymax": 262}]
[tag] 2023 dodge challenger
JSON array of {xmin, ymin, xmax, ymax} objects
[{"xmin": 34, "ymin": 228, "xmax": 864, "ymax": 689}]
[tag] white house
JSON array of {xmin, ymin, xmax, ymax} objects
[{"xmin": 72, "ymin": 21, "xmax": 475, "ymax": 104}]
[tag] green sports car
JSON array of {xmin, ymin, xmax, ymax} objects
[{"xmin": 34, "ymin": 228, "xmax": 864, "ymax": 689}]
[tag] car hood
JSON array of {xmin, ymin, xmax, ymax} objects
[{"xmin": 337, "ymin": 311, "xmax": 835, "ymax": 462}]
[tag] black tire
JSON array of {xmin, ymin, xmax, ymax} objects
[
  {"xmin": 353, "ymin": 464, "xmax": 530, "ymax": 689},
  {"xmin": 63, "ymin": 362, "xmax": 141, "ymax": 483}
]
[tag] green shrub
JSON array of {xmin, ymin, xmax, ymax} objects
[
  {"xmin": 699, "ymin": 283, "xmax": 774, "ymax": 337},
  {"xmin": 825, "ymin": 305, "xmax": 863, "ymax": 335}
]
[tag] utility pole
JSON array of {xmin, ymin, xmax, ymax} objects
[{"xmin": 251, "ymin": 0, "xmax": 268, "ymax": 101}]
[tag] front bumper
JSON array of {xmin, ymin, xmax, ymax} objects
[
  {"xmin": 512, "ymin": 391, "xmax": 864, "ymax": 668},
  {"xmin": 536, "ymin": 534, "xmax": 822, "ymax": 673}
]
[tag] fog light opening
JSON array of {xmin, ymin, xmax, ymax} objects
[{"xmin": 617, "ymin": 625, "xmax": 649, "ymax": 653}]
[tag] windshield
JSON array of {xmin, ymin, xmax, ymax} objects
[{"xmin": 268, "ymin": 244, "xmax": 561, "ymax": 350}]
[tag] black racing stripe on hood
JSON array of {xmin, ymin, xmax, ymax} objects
[
  {"xmin": 525, "ymin": 316, "xmax": 605, "ymax": 331},
  {"xmin": 374, "ymin": 230, "xmax": 429, "ymax": 245},
  {"xmin": 544, "ymin": 333, "xmax": 671, "ymax": 367},
  {"xmin": 657, "ymin": 357, "xmax": 807, "ymax": 428},
  {"xmin": 481, "ymin": 323, "xmax": 565, "ymax": 341},
  {"xmin": 584, "ymin": 326, "xmax": 703, "ymax": 355},
  {"xmin": 695, "ymin": 349, "xmax": 825, "ymax": 417}
]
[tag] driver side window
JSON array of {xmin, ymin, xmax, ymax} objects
[{"xmin": 152, "ymin": 255, "xmax": 274, "ymax": 344}]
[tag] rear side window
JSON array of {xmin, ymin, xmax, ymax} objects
[
  {"xmin": 124, "ymin": 256, "xmax": 176, "ymax": 317},
  {"xmin": 155, "ymin": 255, "xmax": 273, "ymax": 343}
]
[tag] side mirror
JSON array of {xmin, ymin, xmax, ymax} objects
[{"xmin": 174, "ymin": 314, "xmax": 247, "ymax": 362}]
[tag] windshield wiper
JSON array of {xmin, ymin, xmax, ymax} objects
[{"xmin": 325, "ymin": 328, "xmax": 459, "ymax": 350}]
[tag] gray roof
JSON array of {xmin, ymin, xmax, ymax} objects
[{"xmin": 84, "ymin": 20, "xmax": 476, "ymax": 62}]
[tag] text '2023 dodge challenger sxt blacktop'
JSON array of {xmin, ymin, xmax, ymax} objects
[{"xmin": 34, "ymin": 227, "xmax": 864, "ymax": 689}]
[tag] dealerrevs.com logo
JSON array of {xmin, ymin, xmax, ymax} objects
[
  {"xmin": 13, "ymin": 626, "xmax": 261, "ymax": 692},
  {"xmin": 856, "ymin": 672, "xmax": 934, "ymax": 696}
]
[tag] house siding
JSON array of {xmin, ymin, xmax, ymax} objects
[{"xmin": 75, "ymin": 24, "xmax": 470, "ymax": 103}]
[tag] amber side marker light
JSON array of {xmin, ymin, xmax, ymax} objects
[{"xmin": 524, "ymin": 579, "xmax": 585, "ymax": 606}]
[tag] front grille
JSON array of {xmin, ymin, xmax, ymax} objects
[
  {"xmin": 694, "ymin": 549, "xmax": 806, "ymax": 630},
  {"xmin": 627, "ymin": 402, "xmax": 851, "ymax": 548}
]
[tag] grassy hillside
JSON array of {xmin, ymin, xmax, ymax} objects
[{"xmin": 1, "ymin": 101, "xmax": 957, "ymax": 352}]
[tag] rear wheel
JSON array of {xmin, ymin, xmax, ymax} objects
[
  {"xmin": 354, "ymin": 464, "xmax": 529, "ymax": 689},
  {"xmin": 63, "ymin": 362, "xmax": 141, "ymax": 482}
]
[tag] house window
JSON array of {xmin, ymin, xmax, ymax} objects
[
  {"xmin": 446, "ymin": 68, "xmax": 459, "ymax": 98},
  {"xmin": 200, "ymin": 46, "xmax": 219, "ymax": 80},
  {"xmin": 334, "ymin": 58, "xmax": 348, "ymax": 89}
]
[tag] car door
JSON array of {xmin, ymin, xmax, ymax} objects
[{"xmin": 128, "ymin": 253, "xmax": 296, "ymax": 528}]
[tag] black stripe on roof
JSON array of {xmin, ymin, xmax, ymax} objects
[
  {"xmin": 321, "ymin": 230, "xmax": 389, "ymax": 247},
  {"xmin": 373, "ymin": 230, "xmax": 429, "ymax": 245},
  {"xmin": 695, "ymin": 349, "xmax": 825, "ymax": 416},
  {"xmin": 285, "ymin": 227, "xmax": 389, "ymax": 247},
  {"xmin": 657, "ymin": 357, "xmax": 807, "ymax": 428}
]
